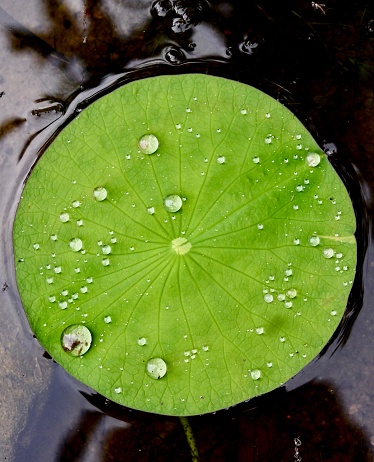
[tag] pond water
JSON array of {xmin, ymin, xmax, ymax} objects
[{"xmin": 0, "ymin": 0, "xmax": 373, "ymax": 461}]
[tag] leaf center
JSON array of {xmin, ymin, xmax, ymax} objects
[{"xmin": 172, "ymin": 237, "xmax": 192, "ymax": 255}]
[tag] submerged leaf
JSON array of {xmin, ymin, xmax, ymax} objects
[{"xmin": 13, "ymin": 74, "xmax": 356, "ymax": 416}]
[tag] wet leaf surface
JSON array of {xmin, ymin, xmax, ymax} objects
[{"xmin": 13, "ymin": 74, "xmax": 356, "ymax": 416}]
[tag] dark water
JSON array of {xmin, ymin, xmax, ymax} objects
[{"xmin": 0, "ymin": 0, "xmax": 373, "ymax": 461}]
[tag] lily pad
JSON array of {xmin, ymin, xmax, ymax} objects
[{"xmin": 13, "ymin": 74, "xmax": 356, "ymax": 416}]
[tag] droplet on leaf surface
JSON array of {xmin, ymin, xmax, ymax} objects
[
  {"xmin": 61, "ymin": 325, "xmax": 92, "ymax": 356},
  {"xmin": 138, "ymin": 134, "xmax": 159, "ymax": 154},
  {"xmin": 164, "ymin": 194, "xmax": 183, "ymax": 212},
  {"xmin": 146, "ymin": 357, "xmax": 167, "ymax": 379}
]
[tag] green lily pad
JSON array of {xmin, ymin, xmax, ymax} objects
[{"xmin": 13, "ymin": 74, "xmax": 356, "ymax": 416}]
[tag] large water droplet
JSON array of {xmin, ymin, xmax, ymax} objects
[
  {"xmin": 250, "ymin": 369, "xmax": 262, "ymax": 380},
  {"xmin": 164, "ymin": 194, "xmax": 182, "ymax": 212},
  {"xmin": 306, "ymin": 152, "xmax": 321, "ymax": 167},
  {"xmin": 93, "ymin": 187, "xmax": 107, "ymax": 201},
  {"xmin": 102, "ymin": 245, "xmax": 111, "ymax": 255},
  {"xmin": 264, "ymin": 293, "xmax": 273, "ymax": 303},
  {"xmin": 138, "ymin": 134, "xmax": 159, "ymax": 154},
  {"xmin": 309, "ymin": 235, "xmax": 320, "ymax": 247},
  {"xmin": 59, "ymin": 212, "xmax": 69, "ymax": 222},
  {"xmin": 69, "ymin": 238, "xmax": 83, "ymax": 252},
  {"xmin": 61, "ymin": 324, "xmax": 92, "ymax": 356},
  {"xmin": 146, "ymin": 357, "xmax": 167, "ymax": 379},
  {"xmin": 323, "ymin": 248, "xmax": 334, "ymax": 258}
]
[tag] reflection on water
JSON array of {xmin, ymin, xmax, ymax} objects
[{"xmin": 0, "ymin": 0, "xmax": 374, "ymax": 460}]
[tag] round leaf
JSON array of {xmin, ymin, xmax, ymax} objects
[{"xmin": 13, "ymin": 74, "xmax": 356, "ymax": 416}]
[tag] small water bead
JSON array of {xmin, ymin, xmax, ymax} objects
[
  {"xmin": 93, "ymin": 187, "xmax": 107, "ymax": 201},
  {"xmin": 257, "ymin": 223, "xmax": 264, "ymax": 230},
  {"xmin": 330, "ymin": 310, "xmax": 337, "ymax": 316},
  {"xmin": 164, "ymin": 194, "xmax": 182, "ymax": 213},
  {"xmin": 102, "ymin": 245, "xmax": 111, "ymax": 255},
  {"xmin": 110, "ymin": 237, "xmax": 117, "ymax": 244},
  {"xmin": 294, "ymin": 239, "xmax": 300, "ymax": 245},
  {"xmin": 50, "ymin": 234, "xmax": 58, "ymax": 241},
  {"xmin": 252, "ymin": 156, "xmax": 260, "ymax": 164},
  {"xmin": 309, "ymin": 235, "xmax": 320, "ymax": 246},
  {"xmin": 217, "ymin": 156, "xmax": 226, "ymax": 164},
  {"xmin": 59, "ymin": 212, "xmax": 69, "ymax": 222},
  {"xmin": 267, "ymin": 362, "xmax": 273, "ymax": 368},
  {"xmin": 264, "ymin": 136, "xmax": 272, "ymax": 144},
  {"xmin": 80, "ymin": 286, "xmax": 88, "ymax": 293},
  {"xmin": 306, "ymin": 152, "xmax": 321, "ymax": 167},
  {"xmin": 114, "ymin": 387, "xmax": 122, "ymax": 394},
  {"xmin": 137, "ymin": 337, "xmax": 147, "ymax": 346},
  {"xmin": 323, "ymin": 248, "xmax": 335, "ymax": 258},
  {"xmin": 138, "ymin": 134, "xmax": 159, "ymax": 155},
  {"xmin": 264, "ymin": 294, "xmax": 273, "ymax": 303},
  {"xmin": 147, "ymin": 206, "xmax": 155, "ymax": 215},
  {"xmin": 86, "ymin": 277, "xmax": 93, "ymax": 284},
  {"xmin": 295, "ymin": 185, "xmax": 304, "ymax": 192},
  {"xmin": 256, "ymin": 327, "xmax": 264, "ymax": 335},
  {"xmin": 336, "ymin": 252, "xmax": 343, "ymax": 259},
  {"xmin": 104, "ymin": 316, "xmax": 112, "ymax": 324},
  {"xmin": 46, "ymin": 277, "xmax": 54, "ymax": 284},
  {"xmin": 33, "ymin": 243, "xmax": 40, "ymax": 250},
  {"xmin": 72, "ymin": 200, "xmax": 81, "ymax": 208},
  {"xmin": 77, "ymin": 219, "xmax": 83, "ymax": 226},
  {"xmin": 74, "ymin": 267, "xmax": 81, "ymax": 273},
  {"xmin": 61, "ymin": 324, "xmax": 92, "ymax": 356},
  {"xmin": 49, "ymin": 295, "xmax": 56, "ymax": 303},
  {"xmin": 61, "ymin": 289, "xmax": 69, "ymax": 296},
  {"xmin": 58, "ymin": 301, "xmax": 68, "ymax": 310},
  {"xmin": 102, "ymin": 258, "xmax": 110, "ymax": 266},
  {"xmin": 146, "ymin": 357, "xmax": 167, "ymax": 379},
  {"xmin": 280, "ymin": 337, "xmax": 286, "ymax": 343},
  {"xmin": 72, "ymin": 293, "xmax": 78, "ymax": 300},
  {"xmin": 286, "ymin": 288, "xmax": 297, "ymax": 299},
  {"xmin": 250, "ymin": 369, "xmax": 261, "ymax": 380},
  {"xmin": 202, "ymin": 345, "xmax": 209, "ymax": 351},
  {"xmin": 296, "ymin": 144, "xmax": 303, "ymax": 150},
  {"xmin": 54, "ymin": 266, "xmax": 62, "ymax": 274},
  {"xmin": 69, "ymin": 238, "xmax": 83, "ymax": 252},
  {"xmin": 284, "ymin": 301, "xmax": 293, "ymax": 309},
  {"xmin": 293, "ymin": 205, "xmax": 299, "ymax": 210},
  {"xmin": 240, "ymin": 109, "xmax": 247, "ymax": 115}
]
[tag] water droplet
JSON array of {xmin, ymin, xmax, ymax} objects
[
  {"xmin": 110, "ymin": 237, "xmax": 117, "ymax": 244},
  {"xmin": 104, "ymin": 316, "xmax": 112, "ymax": 323},
  {"xmin": 293, "ymin": 205, "xmax": 299, "ymax": 210},
  {"xmin": 61, "ymin": 325, "xmax": 92, "ymax": 356},
  {"xmin": 284, "ymin": 301, "xmax": 293, "ymax": 309},
  {"xmin": 306, "ymin": 152, "xmax": 321, "ymax": 167},
  {"xmin": 114, "ymin": 387, "xmax": 122, "ymax": 394},
  {"xmin": 280, "ymin": 337, "xmax": 286, "ymax": 343},
  {"xmin": 202, "ymin": 345, "xmax": 209, "ymax": 351},
  {"xmin": 138, "ymin": 134, "xmax": 159, "ymax": 154},
  {"xmin": 146, "ymin": 357, "xmax": 167, "ymax": 379},
  {"xmin": 309, "ymin": 235, "xmax": 320, "ymax": 246},
  {"xmin": 286, "ymin": 288, "xmax": 297, "ymax": 298},
  {"xmin": 330, "ymin": 310, "xmax": 337, "ymax": 316},
  {"xmin": 164, "ymin": 194, "xmax": 182, "ymax": 213},
  {"xmin": 33, "ymin": 243, "xmax": 40, "ymax": 250},
  {"xmin": 102, "ymin": 258, "xmax": 110, "ymax": 266},
  {"xmin": 102, "ymin": 245, "xmax": 111, "ymax": 255},
  {"xmin": 69, "ymin": 238, "xmax": 83, "ymax": 252},
  {"xmin": 285, "ymin": 269, "xmax": 293, "ymax": 277},
  {"xmin": 46, "ymin": 277, "xmax": 54, "ymax": 284},
  {"xmin": 77, "ymin": 219, "xmax": 84, "ymax": 227},
  {"xmin": 217, "ymin": 156, "xmax": 226, "ymax": 164},
  {"xmin": 257, "ymin": 223, "xmax": 264, "ymax": 230},
  {"xmin": 255, "ymin": 327, "xmax": 264, "ymax": 335},
  {"xmin": 250, "ymin": 369, "xmax": 261, "ymax": 380},
  {"xmin": 295, "ymin": 185, "xmax": 304, "ymax": 192},
  {"xmin": 72, "ymin": 200, "xmax": 81, "ymax": 208},
  {"xmin": 74, "ymin": 267, "xmax": 81, "ymax": 273},
  {"xmin": 252, "ymin": 157, "xmax": 260, "ymax": 164},
  {"xmin": 50, "ymin": 234, "xmax": 58, "ymax": 241},
  {"xmin": 48, "ymin": 295, "xmax": 56, "ymax": 303},
  {"xmin": 86, "ymin": 277, "xmax": 93, "ymax": 284},
  {"xmin": 264, "ymin": 294, "xmax": 273, "ymax": 303},
  {"xmin": 264, "ymin": 136, "xmax": 272, "ymax": 144},
  {"xmin": 80, "ymin": 286, "xmax": 88, "ymax": 293},
  {"xmin": 58, "ymin": 301, "xmax": 68, "ymax": 309},
  {"xmin": 323, "ymin": 248, "xmax": 334, "ymax": 258},
  {"xmin": 93, "ymin": 187, "xmax": 107, "ymax": 201},
  {"xmin": 265, "ymin": 112, "xmax": 271, "ymax": 118},
  {"xmin": 147, "ymin": 206, "xmax": 155, "ymax": 215},
  {"xmin": 266, "ymin": 362, "xmax": 273, "ymax": 368},
  {"xmin": 54, "ymin": 266, "xmax": 62, "ymax": 274},
  {"xmin": 59, "ymin": 212, "xmax": 69, "ymax": 222},
  {"xmin": 137, "ymin": 337, "xmax": 147, "ymax": 346},
  {"xmin": 293, "ymin": 239, "xmax": 300, "ymax": 245},
  {"xmin": 240, "ymin": 109, "xmax": 247, "ymax": 115}
]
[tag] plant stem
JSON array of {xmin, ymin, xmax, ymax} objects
[{"xmin": 179, "ymin": 416, "xmax": 200, "ymax": 461}]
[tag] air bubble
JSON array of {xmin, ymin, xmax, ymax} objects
[
  {"xmin": 138, "ymin": 134, "xmax": 159, "ymax": 154},
  {"xmin": 61, "ymin": 324, "xmax": 92, "ymax": 356},
  {"xmin": 309, "ymin": 235, "xmax": 320, "ymax": 246},
  {"xmin": 306, "ymin": 152, "xmax": 321, "ymax": 167},
  {"xmin": 93, "ymin": 187, "xmax": 107, "ymax": 201},
  {"xmin": 69, "ymin": 238, "xmax": 83, "ymax": 252},
  {"xmin": 146, "ymin": 357, "xmax": 167, "ymax": 379},
  {"xmin": 164, "ymin": 194, "xmax": 182, "ymax": 212},
  {"xmin": 323, "ymin": 248, "xmax": 334, "ymax": 258},
  {"xmin": 59, "ymin": 212, "xmax": 69, "ymax": 222}
]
